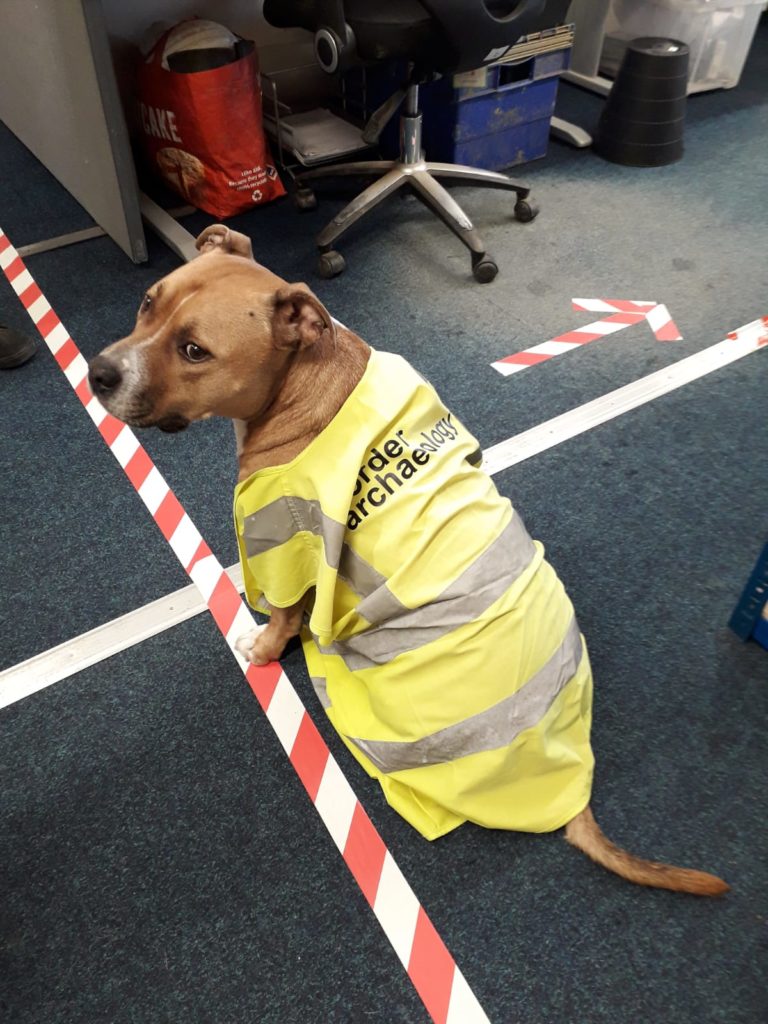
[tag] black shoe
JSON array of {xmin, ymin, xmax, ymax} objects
[{"xmin": 0, "ymin": 325, "xmax": 36, "ymax": 368}]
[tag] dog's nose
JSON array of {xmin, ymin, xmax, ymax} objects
[{"xmin": 88, "ymin": 355, "xmax": 122, "ymax": 398}]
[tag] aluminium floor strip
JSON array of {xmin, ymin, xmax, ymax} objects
[{"xmin": 0, "ymin": 565, "xmax": 244, "ymax": 711}]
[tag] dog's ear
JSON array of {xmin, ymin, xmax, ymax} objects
[
  {"xmin": 272, "ymin": 285, "xmax": 336, "ymax": 351},
  {"xmin": 195, "ymin": 224, "xmax": 254, "ymax": 260}
]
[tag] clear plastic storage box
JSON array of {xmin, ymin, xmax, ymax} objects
[{"xmin": 600, "ymin": 0, "xmax": 764, "ymax": 92}]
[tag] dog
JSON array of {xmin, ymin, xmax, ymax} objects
[{"xmin": 88, "ymin": 224, "xmax": 728, "ymax": 897}]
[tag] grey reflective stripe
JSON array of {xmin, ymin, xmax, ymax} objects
[
  {"xmin": 339, "ymin": 544, "xmax": 387, "ymax": 598},
  {"xmin": 242, "ymin": 496, "xmax": 386, "ymax": 598},
  {"xmin": 242, "ymin": 496, "xmax": 345, "ymax": 564},
  {"xmin": 320, "ymin": 513, "xmax": 536, "ymax": 670},
  {"xmin": 355, "ymin": 581, "xmax": 406, "ymax": 626},
  {"xmin": 311, "ymin": 675, "xmax": 332, "ymax": 709},
  {"xmin": 348, "ymin": 616, "xmax": 584, "ymax": 774}
]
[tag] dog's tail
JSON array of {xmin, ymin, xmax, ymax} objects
[{"xmin": 565, "ymin": 805, "xmax": 730, "ymax": 896}]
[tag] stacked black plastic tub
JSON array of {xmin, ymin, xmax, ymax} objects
[{"xmin": 595, "ymin": 37, "xmax": 689, "ymax": 167}]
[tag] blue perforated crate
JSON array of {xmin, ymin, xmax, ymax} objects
[
  {"xmin": 753, "ymin": 612, "xmax": 768, "ymax": 651},
  {"xmin": 729, "ymin": 540, "xmax": 768, "ymax": 649},
  {"xmin": 343, "ymin": 34, "xmax": 571, "ymax": 170}
]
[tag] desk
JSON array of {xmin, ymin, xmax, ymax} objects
[{"xmin": 0, "ymin": 0, "xmax": 148, "ymax": 262}]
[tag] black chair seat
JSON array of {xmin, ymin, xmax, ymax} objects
[
  {"xmin": 346, "ymin": 0, "xmax": 435, "ymax": 63},
  {"xmin": 264, "ymin": 0, "xmax": 436, "ymax": 64}
]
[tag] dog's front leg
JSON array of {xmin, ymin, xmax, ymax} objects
[{"xmin": 236, "ymin": 595, "xmax": 308, "ymax": 665}]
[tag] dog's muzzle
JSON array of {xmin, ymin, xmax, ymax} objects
[{"xmin": 87, "ymin": 354, "xmax": 189, "ymax": 431}]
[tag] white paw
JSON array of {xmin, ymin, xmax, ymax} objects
[{"xmin": 235, "ymin": 624, "xmax": 267, "ymax": 659}]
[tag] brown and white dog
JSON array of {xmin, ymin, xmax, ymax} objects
[{"xmin": 89, "ymin": 224, "xmax": 728, "ymax": 897}]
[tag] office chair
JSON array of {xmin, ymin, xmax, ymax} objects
[{"xmin": 263, "ymin": 0, "xmax": 569, "ymax": 282}]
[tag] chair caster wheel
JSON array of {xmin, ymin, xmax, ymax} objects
[
  {"xmin": 317, "ymin": 250, "xmax": 346, "ymax": 279},
  {"xmin": 294, "ymin": 187, "xmax": 317, "ymax": 211},
  {"xmin": 472, "ymin": 253, "xmax": 498, "ymax": 283},
  {"xmin": 514, "ymin": 198, "xmax": 539, "ymax": 223}
]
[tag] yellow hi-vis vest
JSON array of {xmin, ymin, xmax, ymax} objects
[{"xmin": 234, "ymin": 350, "xmax": 594, "ymax": 840}]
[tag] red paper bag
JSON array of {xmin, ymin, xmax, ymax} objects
[{"xmin": 137, "ymin": 23, "xmax": 285, "ymax": 218}]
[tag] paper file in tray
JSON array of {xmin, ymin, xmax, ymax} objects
[{"xmin": 263, "ymin": 109, "xmax": 368, "ymax": 167}]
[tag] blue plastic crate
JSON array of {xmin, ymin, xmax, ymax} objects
[
  {"xmin": 753, "ymin": 613, "xmax": 768, "ymax": 651},
  {"xmin": 421, "ymin": 74, "xmax": 561, "ymax": 169},
  {"xmin": 344, "ymin": 42, "xmax": 570, "ymax": 170},
  {"xmin": 729, "ymin": 540, "xmax": 768, "ymax": 648}
]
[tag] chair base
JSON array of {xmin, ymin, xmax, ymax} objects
[{"xmin": 293, "ymin": 100, "xmax": 537, "ymax": 281}]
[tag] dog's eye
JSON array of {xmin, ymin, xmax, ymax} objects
[
  {"xmin": 180, "ymin": 342, "xmax": 210, "ymax": 363},
  {"xmin": 141, "ymin": 293, "xmax": 152, "ymax": 313}
]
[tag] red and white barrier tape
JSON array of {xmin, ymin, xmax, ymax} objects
[
  {"xmin": 571, "ymin": 298, "xmax": 682, "ymax": 342},
  {"xmin": 492, "ymin": 298, "xmax": 682, "ymax": 376},
  {"xmin": 0, "ymin": 227, "xmax": 490, "ymax": 1024}
]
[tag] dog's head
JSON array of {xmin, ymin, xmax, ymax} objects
[{"xmin": 88, "ymin": 225, "xmax": 335, "ymax": 431}]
